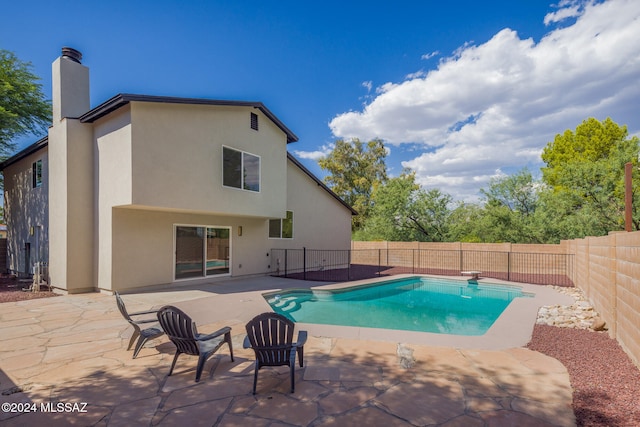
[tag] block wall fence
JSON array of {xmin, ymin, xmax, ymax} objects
[
  {"xmin": 565, "ymin": 231, "xmax": 640, "ymax": 369},
  {"xmin": 353, "ymin": 235, "xmax": 640, "ymax": 369}
]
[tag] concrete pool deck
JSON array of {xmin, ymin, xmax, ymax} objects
[{"xmin": 0, "ymin": 275, "xmax": 576, "ymax": 426}]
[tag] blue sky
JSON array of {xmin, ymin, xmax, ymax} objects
[{"xmin": 2, "ymin": 0, "xmax": 639, "ymax": 201}]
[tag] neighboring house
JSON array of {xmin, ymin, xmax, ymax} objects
[
  {"xmin": 0, "ymin": 48, "xmax": 355, "ymax": 293},
  {"xmin": 1, "ymin": 138, "xmax": 48, "ymax": 277}
]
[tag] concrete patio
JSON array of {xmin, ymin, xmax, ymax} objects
[{"xmin": 0, "ymin": 276, "xmax": 576, "ymax": 426}]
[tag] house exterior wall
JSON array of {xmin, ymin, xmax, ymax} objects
[
  {"xmin": 93, "ymin": 106, "xmax": 133, "ymax": 291},
  {"xmin": 270, "ymin": 157, "xmax": 353, "ymax": 251},
  {"xmin": 104, "ymin": 157, "xmax": 354, "ymax": 291},
  {"xmin": 90, "ymin": 101, "xmax": 301, "ymax": 291},
  {"xmin": 128, "ymin": 102, "xmax": 288, "ymax": 218},
  {"xmin": 2, "ymin": 148, "xmax": 49, "ymax": 275},
  {"xmin": 109, "ymin": 208, "xmax": 254, "ymax": 290}
]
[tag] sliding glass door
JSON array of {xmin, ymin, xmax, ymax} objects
[{"xmin": 175, "ymin": 225, "xmax": 230, "ymax": 280}]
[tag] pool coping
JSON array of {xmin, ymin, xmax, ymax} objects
[{"xmin": 268, "ymin": 274, "xmax": 576, "ymax": 350}]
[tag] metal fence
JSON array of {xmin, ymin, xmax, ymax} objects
[{"xmin": 270, "ymin": 248, "xmax": 575, "ymax": 286}]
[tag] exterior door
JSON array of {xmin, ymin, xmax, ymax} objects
[{"xmin": 175, "ymin": 226, "xmax": 230, "ymax": 280}]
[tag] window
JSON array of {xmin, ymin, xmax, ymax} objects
[
  {"xmin": 32, "ymin": 160, "xmax": 43, "ymax": 188},
  {"xmin": 223, "ymin": 146, "xmax": 260, "ymax": 192},
  {"xmin": 269, "ymin": 211, "xmax": 293, "ymax": 239},
  {"xmin": 250, "ymin": 112, "xmax": 259, "ymax": 131}
]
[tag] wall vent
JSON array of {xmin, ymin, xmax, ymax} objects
[{"xmin": 250, "ymin": 112, "xmax": 258, "ymax": 131}]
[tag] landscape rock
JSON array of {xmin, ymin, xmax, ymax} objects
[
  {"xmin": 536, "ymin": 286, "xmax": 605, "ymax": 331},
  {"xmin": 592, "ymin": 316, "xmax": 607, "ymax": 331}
]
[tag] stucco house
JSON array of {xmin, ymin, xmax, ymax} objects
[{"xmin": 0, "ymin": 48, "xmax": 355, "ymax": 293}]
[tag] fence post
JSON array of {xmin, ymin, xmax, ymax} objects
[
  {"xmin": 378, "ymin": 249, "xmax": 381, "ymax": 277},
  {"xmin": 348, "ymin": 249, "xmax": 351, "ymax": 281},
  {"xmin": 508, "ymin": 252, "xmax": 511, "ymax": 281},
  {"xmin": 413, "ymin": 249, "xmax": 416, "ymax": 274},
  {"xmin": 459, "ymin": 249, "xmax": 463, "ymax": 273},
  {"xmin": 284, "ymin": 249, "xmax": 288, "ymax": 277},
  {"xmin": 303, "ymin": 247, "xmax": 307, "ymax": 280}
]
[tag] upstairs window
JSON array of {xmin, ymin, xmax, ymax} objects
[
  {"xmin": 32, "ymin": 160, "xmax": 43, "ymax": 188},
  {"xmin": 222, "ymin": 146, "xmax": 260, "ymax": 192},
  {"xmin": 269, "ymin": 211, "xmax": 293, "ymax": 239}
]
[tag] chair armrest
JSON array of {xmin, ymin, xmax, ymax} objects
[
  {"xmin": 243, "ymin": 335, "xmax": 251, "ymax": 349},
  {"xmin": 196, "ymin": 326, "xmax": 231, "ymax": 341},
  {"xmin": 132, "ymin": 318, "xmax": 159, "ymax": 325},
  {"xmin": 294, "ymin": 330, "xmax": 308, "ymax": 347},
  {"xmin": 129, "ymin": 309, "xmax": 159, "ymax": 316}
]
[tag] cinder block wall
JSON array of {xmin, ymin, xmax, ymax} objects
[
  {"xmin": 567, "ymin": 231, "xmax": 640, "ymax": 368},
  {"xmin": 351, "ymin": 241, "xmax": 568, "ymax": 273},
  {"xmin": 615, "ymin": 232, "xmax": 640, "ymax": 367}
]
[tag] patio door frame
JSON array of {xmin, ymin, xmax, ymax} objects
[{"xmin": 173, "ymin": 224, "xmax": 232, "ymax": 281}]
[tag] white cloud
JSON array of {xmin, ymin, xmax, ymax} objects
[
  {"xmin": 329, "ymin": 0, "xmax": 640, "ymax": 201},
  {"xmin": 405, "ymin": 70, "xmax": 427, "ymax": 79},
  {"xmin": 292, "ymin": 144, "xmax": 334, "ymax": 161},
  {"xmin": 421, "ymin": 51, "xmax": 440, "ymax": 60},
  {"xmin": 361, "ymin": 80, "xmax": 373, "ymax": 92},
  {"xmin": 544, "ymin": 0, "xmax": 584, "ymax": 25}
]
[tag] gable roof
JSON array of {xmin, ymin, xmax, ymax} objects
[
  {"xmin": 79, "ymin": 94, "xmax": 299, "ymax": 143},
  {"xmin": 287, "ymin": 152, "xmax": 357, "ymax": 215},
  {"xmin": 0, "ymin": 136, "xmax": 48, "ymax": 170}
]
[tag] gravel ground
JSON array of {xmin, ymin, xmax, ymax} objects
[
  {"xmin": 528, "ymin": 324, "xmax": 640, "ymax": 427},
  {"xmin": 0, "ymin": 276, "xmax": 59, "ymax": 303}
]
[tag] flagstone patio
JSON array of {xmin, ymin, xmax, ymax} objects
[{"xmin": 0, "ymin": 277, "xmax": 576, "ymax": 426}]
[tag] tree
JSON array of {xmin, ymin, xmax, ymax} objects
[
  {"xmin": 447, "ymin": 202, "xmax": 486, "ymax": 242},
  {"xmin": 480, "ymin": 169, "xmax": 538, "ymax": 216},
  {"xmin": 0, "ymin": 49, "xmax": 51, "ymax": 156},
  {"xmin": 356, "ymin": 171, "xmax": 453, "ymax": 242},
  {"xmin": 532, "ymin": 188, "xmax": 602, "ymax": 242},
  {"xmin": 477, "ymin": 169, "xmax": 544, "ymax": 243},
  {"xmin": 540, "ymin": 117, "xmax": 640, "ymax": 235},
  {"xmin": 318, "ymin": 138, "xmax": 387, "ymax": 230},
  {"xmin": 354, "ymin": 171, "xmax": 416, "ymax": 240},
  {"xmin": 445, "ymin": 170, "xmax": 544, "ymax": 244},
  {"xmin": 541, "ymin": 118, "xmax": 629, "ymax": 187}
]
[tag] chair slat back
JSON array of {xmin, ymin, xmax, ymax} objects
[
  {"xmin": 115, "ymin": 292, "xmax": 134, "ymax": 324},
  {"xmin": 157, "ymin": 306, "xmax": 199, "ymax": 355},
  {"xmin": 246, "ymin": 313, "xmax": 294, "ymax": 366}
]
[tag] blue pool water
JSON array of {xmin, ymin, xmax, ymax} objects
[{"xmin": 265, "ymin": 276, "xmax": 533, "ymax": 336}]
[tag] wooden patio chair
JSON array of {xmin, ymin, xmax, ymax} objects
[
  {"xmin": 244, "ymin": 312, "xmax": 307, "ymax": 394},
  {"xmin": 115, "ymin": 291, "xmax": 164, "ymax": 359},
  {"xmin": 156, "ymin": 305, "xmax": 234, "ymax": 382}
]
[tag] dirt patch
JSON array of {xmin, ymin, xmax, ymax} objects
[{"xmin": 0, "ymin": 276, "xmax": 59, "ymax": 303}]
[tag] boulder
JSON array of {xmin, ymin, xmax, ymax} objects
[{"xmin": 592, "ymin": 316, "xmax": 607, "ymax": 331}]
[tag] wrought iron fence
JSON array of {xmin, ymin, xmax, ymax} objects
[{"xmin": 270, "ymin": 248, "xmax": 575, "ymax": 286}]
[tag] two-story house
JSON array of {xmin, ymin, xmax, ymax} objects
[{"xmin": 0, "ymin": 48, "xmax": 355, "ymax": 293}]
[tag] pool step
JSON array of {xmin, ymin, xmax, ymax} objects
[{"xmin": 270, "ymin": 296, "xmax": 302, "ymax": 314}]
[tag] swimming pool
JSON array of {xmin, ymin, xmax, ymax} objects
[{"xmin": 264, "ymin": 276, "xmax": 533, "ymax": 336}]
